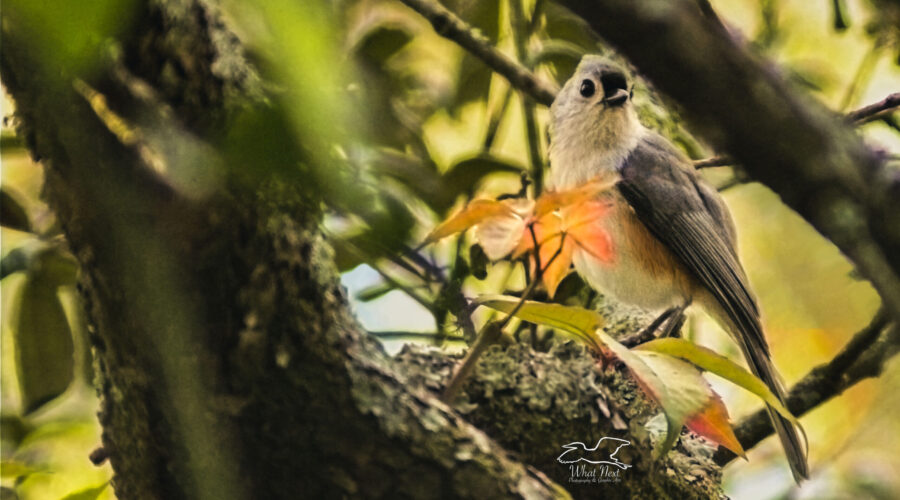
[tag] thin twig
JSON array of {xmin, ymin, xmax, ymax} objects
[
  {"xmin": 404, "ymin": 0, "xmax": 896, "ymax": 177},
  {"xmin": 441, "ymin": 231, "xmax": 566, "ymax": 402},
  {"xmin": 847, "ymin": 92, "xmax": 900, "ymax": 123},
  {"xmin": 370, "ymin": 330, "xmax": 465, "ymax": 342},
  {"xmin": 693, "ymin": 156, "xmax": 732, "ymax": 168},
  {"xmin": 397, "ymin": 0, "xmax": 558, "ymax": 107}
]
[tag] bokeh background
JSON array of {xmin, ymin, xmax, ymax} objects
[{"xmin": 2, "ymin": 0, "xmax": 898, "ymax": 498}]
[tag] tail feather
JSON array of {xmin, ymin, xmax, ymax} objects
[{"xmin": 738, "ymin": 339, "xmax": 809, "ymax": 482}]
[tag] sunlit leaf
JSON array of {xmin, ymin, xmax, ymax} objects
[
  {"xmin": 541, "ymin": 2, "xmax": 601, "ymax": 53},
  {"xmin": 537, "ymin": 232, "xmax": 574, "ymax": 298},
  {"xmin": 636, "ymin": 338, "xmax": 800, "ymax": 424},
  {"xmin": 438, "ymin": 155, "xmax": 523, "ymax": 212},
  {"xmin": 533, "ymin": 177, "xmax": 615, "ymax": 218},
  {"xmin": 531, "ymin": 40, "xmax": 584, "ymax": 85},
  {"xmin": 564, "ymin": 200, "xmax": 615, "ymax": 263},
  {"xmin": 444, "ymin": 0, "xmax": 500, "ymax": 111},
  {"xmin": 600, "ymin": 335, "xmax": 710, "ymax": 457},
  {"xmin": 475, "ymin": 295, "xmax": 604, "ymax": 350},
  {"xmin": 474, "ymin": 198, "xmax": 533, "ymax": 260},
  {"xmin": 0, "ymin": 460, "xmax": 41, "ymax": 480},
  {"xmin": 424, "ymin": 199, "xmax": 516, "ymax": 244},
  {"xmin": 60, "ymin": 483, "xmax": 108, "ymax": 500},
  {"xmin": 686, "ymin": 394, "xmax": 745, "ymax": 457}
]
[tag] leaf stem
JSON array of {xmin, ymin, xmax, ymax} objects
[{"xmin": 441, "ymin": 230, "xmax": 566, "ymax": 401}]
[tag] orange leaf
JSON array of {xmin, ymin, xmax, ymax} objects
[
  {"xmin": 534, "ymin": 177, "xmax": 616, "ymax": 218},
  {"xmin": 424, "ymin": 199, "xmax": 515, "ymax": 244},
  {"xmin": 685, "ymin": 394, "xmax": 746, "ymax": 458},
  {"xmin": 538, "ymin": 234, "xmax": 574, "ymax": 298},
  {"xmin": 565, "ymin": 200, "xmax": 615, "ymax": 263}
]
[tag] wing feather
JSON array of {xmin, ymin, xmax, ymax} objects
[{"xmin": 616, "ymin": 133, "xmax": 767, "ymax": 356}]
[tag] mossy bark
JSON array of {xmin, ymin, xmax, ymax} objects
[{"xmin": 1, "ymin": 0, "xmax": 725, "ymax": 498}]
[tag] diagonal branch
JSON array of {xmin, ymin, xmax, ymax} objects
[
  {"xmin": 846, "ymin": 91, "xmax": 900, "ymax": 123},
  {"xmin": 693, "ymin": 94, "xmax": 900, "ymax": 168},
  {"xmin": 714, "ymin": 311, "xmax": 898, "ymax": 465},
  {"xmin": 397, "ymin": 0, "xmax": 558, "ymax": 106}
]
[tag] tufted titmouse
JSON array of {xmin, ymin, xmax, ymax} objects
[{"xmin": 548, "ymin": 55, "xmax": 808, "ymax": 481}]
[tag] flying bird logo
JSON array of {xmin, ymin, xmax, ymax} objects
[{"xmin": 557, "ymin": 438, "xmax": 633, "ymax": 470}]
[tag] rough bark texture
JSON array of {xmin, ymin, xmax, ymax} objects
[
  {"xmin": 1, "ymin": 0, "xmax": 725, "ymax": 498},
  {"xmin": 396, "ymin": 342, "xmax": 726, "ymax": 500}
]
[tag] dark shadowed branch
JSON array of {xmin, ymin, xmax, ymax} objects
[{"xmin": 692, "ymin": 94, "xmax": 900, "ymax": 168}]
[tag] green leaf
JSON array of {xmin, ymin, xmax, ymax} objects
[
  {"xmin": 1, "ymin": 248, "xmax": 29, "ymax": 280},
  {"xmin": 437, "ymin": 155, "xmax": 523, "ymax": 212},
  {"xmin": 14, "ymin": 271, "xmax": 75, "ymax": 414},
  {"xmin": 475, "ymin": 295, "xmax": 604, "ymax": 350},
  {"xmin": 541, "ymin": 3, "xmax": 600, "ymax": 52},
  {"xmin": 598, "ymin": 332, "xmax": 711, "ymax": 457},
  {"xmin": 636, "ymin": 338, "xmax": 800, "ymax": 425},
  {"xmin": 59, "ymin": 483, "xmax": 108, "ymax": 500},
  {"xmin": 0, "ymin": 460, "xmax": 41, "ymax": 480},
  {"xmin": 354, "ymin": 23, "xmax": 413, "ymax": 64},
  {"xmin": 531, "ymin": 40, "xmax": 584, "ymax": 85},
  {"xmin": 5, "ymin": 0, "xmax": 138, "ymax": 78},
  {"xmin": 1, "ymin": 189, "xmax": 31, "ymax": 233},
  {"xmin": 0, "ymin": 414, "xmax": 33, "ymax": 449},
  {"xmin": 452, "ymin": 55, "xmax": 493, "ymax": 112}
]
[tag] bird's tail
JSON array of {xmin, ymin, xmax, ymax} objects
[{"xmin": 736, "ymin": 331, "xmax": 809, "ymax": 482}]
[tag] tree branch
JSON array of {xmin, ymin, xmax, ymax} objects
[
  {"xmin": 692, "ymin": 93, "xmax": 900, "ymax": 168},
  {"xmin": 397, "ymin": 0, "xmax": 558, "ymax": 106},
  {"xmin": 396, "ymin": 340, "xmax": 727, "ymax": 499},
  {"xmin": 846, "ymin": 91, "xmax": 900, "ymax": 123},
  {"xmin": 714, "ymin": 311, "xmax": 898, "ymax": 465}
]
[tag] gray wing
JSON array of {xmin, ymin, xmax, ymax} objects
[{"xmin": 616, "ymin": 133, "xmax": 768, "ymax": 356}]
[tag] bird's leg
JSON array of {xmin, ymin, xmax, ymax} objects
[
  {"xmin": 621, "ymin": 306, "xmax": 677, "ymax": 347},
  {"xmin": 659, "ymin": 305, "xmax": 687, "ymax": 338}
]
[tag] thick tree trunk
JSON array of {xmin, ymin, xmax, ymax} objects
[{"xmin": 1, "ymin": 1, "xmax": 724, "ymax": 498}]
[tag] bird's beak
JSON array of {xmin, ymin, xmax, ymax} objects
[{"xmin": 602, "ymin": 88, "xmax": 629, "ymax": 107}]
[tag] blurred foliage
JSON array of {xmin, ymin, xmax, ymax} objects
[{"xmin": 1, "ymin": 0, "xmax": 898, "ymax": 499}]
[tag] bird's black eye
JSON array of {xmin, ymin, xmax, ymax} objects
[{"xmin": 579, "ymin": 79, "xmax": 595, "ymax": 98}]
